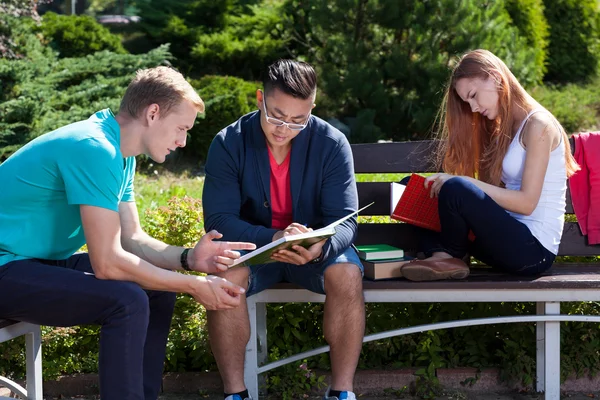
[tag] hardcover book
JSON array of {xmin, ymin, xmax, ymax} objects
[
  {"xmin": 362, "ymin": 257, "xmax": 415, "ymax": 280},
  {"xmin": 391, "ymin": 174, "xmax": 441, "ymax": 232},
  {"xmin": 355, "ymin": 244, "xmax": 404, "ymax": 261},
  {"xmin": 391, "ymin": 174, "xmax": 475, "ymax": 240}
]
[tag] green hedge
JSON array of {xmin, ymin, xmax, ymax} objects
[
  {"xmin": 37, "ymin": 12, "xmax": 127, "ymax": 58},
  {"xmin": 187, "ymin": 75, "xmax": 260, "ymax": 162},
  {"xmin": 0, "ymin": 41, "xmax": 172, "ymax": 159},
  {"xmin": 505, "ymin": 0, "xmax": 549, "ymax": 80},
  {"xmin": 543, "ymin": 0, "xmax": 600, "ymax": 83}
]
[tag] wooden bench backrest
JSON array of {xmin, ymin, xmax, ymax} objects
[{"xmin": 351, "ymin": 139, "xmax": 598, "ymax": 257}]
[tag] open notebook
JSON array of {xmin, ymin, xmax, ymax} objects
[{"xmin": 231, "ymin": 202, "xmax": 374, "ymax": 267}]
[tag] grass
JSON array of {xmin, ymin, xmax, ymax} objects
[
  {"xmin": 532, "ymin": 75, "xmax": 600, "ymax": 134},
  {"xmin": 134, "ymin": 171, "xmax": 412, "ymax": 213},
  {"xmin": 135, "ymin": 171, "xmax": 205, "ymax": 214},
  {"xmin": 134, "ymin": 171, "xmax": 412, "ymax": 225}
]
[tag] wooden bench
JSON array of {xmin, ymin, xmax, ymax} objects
[
  {"xmin": 244, "ymin": 139, "xmax": 600, "ymax": 400},
  {"xmin": 0, "ymin": 319, "xmax": 42, "ymax": 399}
]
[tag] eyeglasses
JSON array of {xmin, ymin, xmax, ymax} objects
[{"xmin": 262, "ymin": 95, "xmax": 310, "ymax": 131}]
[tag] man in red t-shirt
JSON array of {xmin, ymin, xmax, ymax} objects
[{"xmin": 203, "ymin": 60, "xmax": 363, "ymax": 400}]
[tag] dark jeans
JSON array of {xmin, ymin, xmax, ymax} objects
[
  {"xmin": 0, "ymin": 253, "xmax": 176, "ymax": 400},
  {"xmin": 418, "ymin": 177, "xmax": 555, "ymax": 275}
]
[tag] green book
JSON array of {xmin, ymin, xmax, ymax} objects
[{"xmin": 355, "ymin": 244, "xmax": 404, "ymax": 261}]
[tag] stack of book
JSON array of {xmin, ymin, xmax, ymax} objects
[{"xmin": 355, "ymin": 244, "xmax": 413, "ymax": 280}]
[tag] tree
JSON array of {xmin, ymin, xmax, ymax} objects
[
  {"xmin": 543, "ymin": 0, "xmax": 600, "ymax": 82},
  {"xmin": 136, "ymin": 0, "xmax": 285, "ymax": 79},
  {"xmin": 286, "ymin": 0, "xmax": 545, "ymax": 142}
]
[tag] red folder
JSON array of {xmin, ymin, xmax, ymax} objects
[
  {"xmin": 391, "ymin": 173, "xmax": 475, "ymax": 240},
  {"xmin": 391, "ymin": 174, "xmax": 441, "ymax": 231}
]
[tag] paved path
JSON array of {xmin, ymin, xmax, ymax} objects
[{"xmin": 54, "ymin": 392, "xmax": 600, "ymax": 400}]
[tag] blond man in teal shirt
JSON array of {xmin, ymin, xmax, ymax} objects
[{"xmin": 0, "ymin": 67, "xmax": 255, "ymax": 400}]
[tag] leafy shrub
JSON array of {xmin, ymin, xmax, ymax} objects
[
  {"xmin": 0, "ymin": 44, "xmax": 172, "ymax": 159},
  {"xmin": 505, "ymin": 0, "xmax": 549, "ymax": 81},
  {"xmin": 143, "ymin": 196, "xmax": 214, "ymax": 371},
  {"xmin": 37, "ymin": 12, "xmax": 126, "ymax": 58},
  {"xmin": 143, "ymin": 196, "xmax": 204, "ymax": 247},
  {"xmin": 138, "ymin": 0, "xmax": 287, "ymax": 79},
  {"xmin": 187, "ymin": 75, "xmax": 259, "ymax": 162},
  {"xmin": 292, "ymin": 0, "xmax": 547, "ymax": 142},
  {"xmin": 267, "ymin": 357, "xmax": 327, "ymax": 400},
  {"xmin": 543, "ymin": 0, "xmax": 600, "ymax": 83},
  {"xmin": 189, "ymin": 2, "xmax": 289, "ymax": 79},
  {"xmin": 531, "ymin": 77, "xmax": 600, "ymax": 133}
]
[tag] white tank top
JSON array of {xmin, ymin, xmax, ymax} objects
[{"xmin": 501, "ymin": 108, "xmax": 567, "ymax": 254}]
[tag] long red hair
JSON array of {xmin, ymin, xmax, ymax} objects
[{"xmin": 435, "ymin": 49, "xmax": 579, "ymax": 185}]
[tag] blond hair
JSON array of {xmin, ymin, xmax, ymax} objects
[
  {"xmin": 119, "ymin": 66, "xmax": 204, "ymax": 118},
  {"xmin": 435, "ymin": 49, "xmax": 579, "ymax": 186}
]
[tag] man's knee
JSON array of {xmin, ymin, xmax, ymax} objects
[
  {"xmin": 213, "ymin": 266, "xmax": 250, "ymax": 290},
  {"xmin": 324, "ymin": 263, "xmax": 363, "ymax": 297},
  {"xmin": 106, "ymin": 281, "xmax": 150, "ymax": 321}
]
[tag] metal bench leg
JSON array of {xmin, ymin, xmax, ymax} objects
[
  {"xmin": 256, "ymin": 302, "xmax": 267, "ymax": 397},
  {"xmin": 25, "ymin": 326, "xmax": 43, "ymax": 400},
  {"xmin": 544, "ymin": 302, "xmax": 560, "ymax": 400},
  {"xmin": 245, "ymin": 297, "xmax": 260, "ymax": 400},
  {"xmin": 536, "ymin": 302, "xmax": 545, "ymax": 392}
]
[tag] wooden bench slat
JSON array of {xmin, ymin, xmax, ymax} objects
[
  {"xmin": 355, "ymin": 223, "xmax": 421, "ymax": 250},
  {"xmin": 558, "ymin": 223, "xmax": 600, "ymax": 255},
  {"xmin": 352, "ymin": 141, "xmax": 438, "ymax": 173},
  {"xmin": 352, "ymin": 137, "xmax": 576, "ymax": 174},
  {"xmin": 266, "ymin": 264, "xmax": 600, "ymax": 291},
  {"xmin": 0, "ymin": 319, "xmax": 17, "ymax": 329},
  {"xmin": 355, "ymin": 222, "xmax": 599, "ymax": 256},
  {"xmin": 358, "ymin": 181, "xmax": 574, "ymax": 215}
]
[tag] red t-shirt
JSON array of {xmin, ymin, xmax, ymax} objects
[{"xmin": 268, "ymin": 148, "xmax": 293, "ymax": 230}]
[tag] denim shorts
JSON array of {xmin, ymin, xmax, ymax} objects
[{"xmin": 246, "ymin": 246, "xmax": 363, "ymax": 297}]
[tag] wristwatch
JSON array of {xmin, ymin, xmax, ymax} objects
[{"xmin": 180, "ymin": 248, "xmax": 192, "ymax": 271}]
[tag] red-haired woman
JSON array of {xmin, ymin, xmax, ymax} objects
[{"xmin": 402, "ymin": 49, "xmax": 580, "ymax": 281}]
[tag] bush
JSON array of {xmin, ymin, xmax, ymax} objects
[
  {"xmin": 505, "ymin": 0, "xmax": 549, "ymax": 81},
  {"xmin": 137, "ymin": 0, "xmax": 288, "ymax": 79},
  {"xmin": 0, "ymin": 44, "xmax": 172, "ymax": 159},
  {"xmin": 143, "ymin": 196, "xmax": 215, "ymax": 371},
  {"xmin": 531, "ymin": 78, "xmax": 600, "ymax": 133},
  {"xmin": 37, "ymin": 12, "xmax": 126, "ymax": 58},
  {"xmin": 543, "ymin": 0, "xmax": 600, "ymax": 83},
  {"xmin": 186, "ymin": 75, "xmax": 260, "ymax": 162},
  {"xmin": 294, "ymin": 0, "xmax": 545, "ymax": 142},
  {"xmin": 189, "ymin": 2, "xmax": 289, "ymax": 79}
]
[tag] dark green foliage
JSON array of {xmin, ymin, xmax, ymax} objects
[
  {"xmin": 187, "ymin": 75, "xmax": 260, "ymax": 162},
  {"xmin": 0, "ymin": 44, "xmax": 172, "ymax": 159},
  {"xmin": 505, "ymin": 0, "xmax": 549, "ymax": 79},
  {"xmin": 543, "ymin": 0, "xmax": 600, "ymax": 83},
  {"xmin": 137, "ymin": 0, "xmax": 233, "ymax": 66},
  {"xmin": 189, "ymin": 2, "xmax": 289, "ymax": 79},
  {"xmin": 136, "ymin": 0, "xmax": 287, "ymax": 79},
  {"xmin": 37, "ymin": 12, "xmax": 127, "ymax": 58},
  {"xmin": 293, "ymin": 0, "xmax": 544, "ymax": 142},
  {"xmin": 0, "ymin": 13, "xmax": 48, "ymax": 60}
]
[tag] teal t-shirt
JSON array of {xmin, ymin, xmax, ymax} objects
[{"xmin": 0, "ymin": 109, "xmax": 136, "ymax": 266}]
